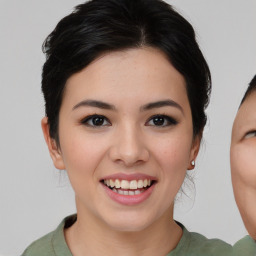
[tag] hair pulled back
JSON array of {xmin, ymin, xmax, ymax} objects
[
  {"xmin": 42, "ymin": 0, "xmax": 211, "ymax": 142},
  {"xmin": 240, "ymin": 75, "xmax": 256, "ymax": 105}
]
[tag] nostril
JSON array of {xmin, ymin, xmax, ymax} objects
[{"xmin": 108, "ymin": 137, "xmax": 149, "ymax": 165}]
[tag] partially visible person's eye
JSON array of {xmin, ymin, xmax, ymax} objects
[
  {"xmin": 146, "ymin": 114, "xmax": 178, "ymax": 127},
  {"xmin": 81, "ymin": 115, "xmax": 111, "ymax": 127},
  {"xmin": 244, "ymin": 130, "xmax": 256, "ymax": 139}
]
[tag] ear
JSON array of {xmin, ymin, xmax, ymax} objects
[
  {"xmin": 187, "ymin": 133, "xmax": 201, "ymax": 170},
  {"xmin": 41, "ymin": 117, "xmax": 65, "ymax": 170}
]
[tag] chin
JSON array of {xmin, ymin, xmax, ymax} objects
[
  {"xmin": 102, "ymin": 212, "xmax": 156, "ymax": 233},
  {"xmin": 110, "ymin": 223, "xmax": 151, "ymax": 233}
]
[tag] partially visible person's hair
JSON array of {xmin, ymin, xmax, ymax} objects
[
  {"xmin": 42, "ymin": 0, "xmax": 211, "ymax": 144},
  {"xmin": 240, "ymin": 75, "xmax": 256, "ymax": 105}
]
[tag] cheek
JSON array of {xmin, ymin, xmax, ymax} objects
[
  {"xmin": 59, "ymin": 132, "xmax": 107, "ymax": 179},
  {"xmin": 150, "ymin": 136, "xmax": 192, "ymax": 206},
  {"xmin": 153, "ymin": 135, "xmax": 192, "ymax": 174},
  {"xmin": 231, "ymin": 144, "xmax": 256, "ymax": 187}
]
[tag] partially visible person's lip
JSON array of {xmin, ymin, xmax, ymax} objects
[{"xmin": 100, "ymin": 173, "xmax": 157, "ymax": 205}]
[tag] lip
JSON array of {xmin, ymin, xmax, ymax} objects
[
  {"xmin": 101, "ymin": 182, "xmax": 155, "ymax": 205},
  {"xmin": 100, "ymin": 173, "xmax": 157, "ymax": 206}
]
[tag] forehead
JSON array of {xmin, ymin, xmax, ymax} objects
[
  {"xmin": 63, "ymin": 47, "xmax": 188, "ymax": 108},
  {"xmin": 237, "ymin": 91, "xmax": 256, "ymax": 120}
]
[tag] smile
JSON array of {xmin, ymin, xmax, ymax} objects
[
  {"xmin": 103, "ymin": 179, "xmax": 153, "ymax": 195},
  {"xmin": 101, "ymin": 175, "xmax": 156, "ymax": 205}
]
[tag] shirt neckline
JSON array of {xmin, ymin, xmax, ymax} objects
[{"xmin": 52, "ymin": 214, "xmax": 189, "ymax": 256}]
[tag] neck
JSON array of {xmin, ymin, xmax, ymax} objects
[{"xmin": 65, "ymin": 203, "xmax": 182, "ymax": 256}]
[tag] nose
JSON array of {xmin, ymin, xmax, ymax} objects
[{"xmin": 109, "ymin": 124, "xmax": 149, "ymax": 167}]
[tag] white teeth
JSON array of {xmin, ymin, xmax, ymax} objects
[
  {"xmin": 118, "ymin": 190, "xmax": 124, "ymax": 195},
  {"xmin": 115, "ymin": 179, "xmax": 121, "ymax": 188},
  {"xmin": 110, "ymin": 179, "xmax": 115, "ymax": 187},
  {"xmin": 135, "ymin": 190, "xmax": 141, "ymax": 195},
  {"xmin": 112, "ymin": 188, "xmax": 145, "ymax": 195},
  {"xmin": 120, "ymin": 180, "xmax": 130, "ymax": 189},
  {"xmin": 129, "ymin": 180, "xmax": 138, "ymax": 189},
  {"xmin": 128, "ymin": 191, "xmax": 135, "ymax": 195},
  {"xmin": 104, "ymin": 178, "xmax": 153, "ymax": 191},
  {"xmin": 137, "ymin": 180, "xmax": 144, "ymax": 188}
]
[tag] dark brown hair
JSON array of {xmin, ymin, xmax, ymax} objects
[{"xmin": 42, "ymin": 0, "xmax": 211, "ymax": 143}]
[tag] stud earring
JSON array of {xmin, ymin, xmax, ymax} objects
[{"xmin": 188, "ymin": 160, "xmax": 195, "ymax": 170}]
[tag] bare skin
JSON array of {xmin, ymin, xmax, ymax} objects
[
  {"xmin": 42, "ymin": 47, "xmax": 200, "ymax": 256},
  {"xmin": 65, "ymin": 202, "xmax": 181, "ymax": 256},
  {"xmin": 231, "ymin": 91, "xmax": 256, "ymax": 240}
]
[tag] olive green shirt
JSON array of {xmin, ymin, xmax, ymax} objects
[
  {"xmin": 22, "ymin": 215, "xmax": 232, "ymax": 256},
  {"xmin": 233, "ymin": 235, "xmax": 256, "ymax": 256}
]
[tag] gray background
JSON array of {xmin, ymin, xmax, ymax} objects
[{"xmin": 0, "ymin": 0, "xmax": 255, "ymax": 255}]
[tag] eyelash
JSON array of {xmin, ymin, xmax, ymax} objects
[
  {"xmin": 81, "ymin": 115, "xmax": 111, "ymax": 127},
  {"xmin": 146, "ymin": 114, "xmax": 178, "ymax": 127},
  {"xmin": 80, "ymin": 114, "xmax": 178, "ymax": 128},
  {"xmin": 244, "ymin": 130, "xmax": 256, "ymax": 139}
]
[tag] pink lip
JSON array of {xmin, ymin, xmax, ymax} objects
[
  {"xmin": 101, "ymin": 173, "xmax": 157, "ymax": 181},
  {"xmin": 101, "ymin": 174, "xmax": 155, "ymax": 206}
]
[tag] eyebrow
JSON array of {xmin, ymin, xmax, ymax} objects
[
  {"xmin": 72, "ymin": 100, "xmax": 116, "ymax": 111},
  {"xmin": 140, "ymin": 100, "xmax": 184, "ymax": 113},
  {"xmin": 72, "ymin": 99, "xmax": 183, "ymax": 113}
]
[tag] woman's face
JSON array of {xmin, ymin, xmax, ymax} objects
[
  {"xmin": 231, "ymin": 91, "xmax": 256, "ymax": 239},
  {"xmin": 43, "ymin": 48, "xmax": 199, "ymax": 232}
]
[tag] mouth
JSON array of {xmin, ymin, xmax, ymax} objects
[{"xmin": 101, "ymin": 178, "xmax": 156, "ymax": 196}]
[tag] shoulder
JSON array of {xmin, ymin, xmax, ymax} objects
[
  {"xmin": 188, "ymin": 230, "xmax": 232, "ymax": 255},
  {"xmin": 233, "ymin": 235, "xmax": 256, "ymax": 255},
  {"xmin": 170, "ymin": 222, "xmax": 232, "ymax": 256},
  {"xmin": 21, "ymin": 231, "xmax": 55, "ymax": 256},
  {"xmin": 21, "ymin": 215, "xmax": 76, "ymax": 256}
]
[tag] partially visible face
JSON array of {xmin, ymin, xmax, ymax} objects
[
  {"xmin": 43, "ymin": 47, "xmax": 199, "ymax": 232},
  {"xmin": 231, "ymin": 91, "xmax": 256, "ymax": 239}
]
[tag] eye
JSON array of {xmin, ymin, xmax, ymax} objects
[
  {"xmin": 244, "ymin": 130, "xmax": 256, "ymax": 139},
  {"xmin": 81, "ymin": 115, "xmax": 111, "ymax": 127},
  {"xmin": 146, "ymin": 115, "xmax": 178, "ymax": 127}
]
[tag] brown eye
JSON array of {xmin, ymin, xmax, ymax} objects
[
  {"xmin": 146, "ymin": 115, "xmax": 178, "ymax": 127},
  {"xmin": 152, "ymin": 116, "xmax": 165, "ymax": 126},
  {"xmin": 81, "ymin": 115, "xmax": 111, "ymax": 127},
  {"xmin": 92, "ymin": 116, "xmax": 104, "ymax": 126}
]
